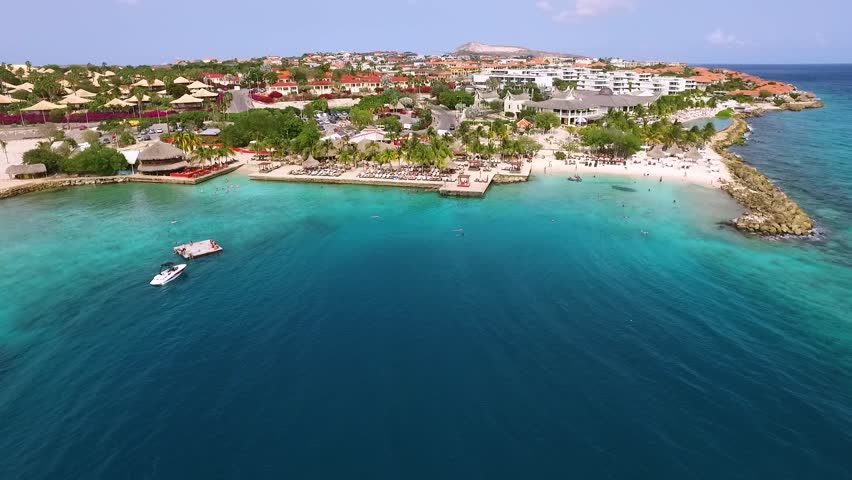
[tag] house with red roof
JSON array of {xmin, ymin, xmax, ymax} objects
[
  {"xmin": 340, "ymin": 75, "xmax": 381, "ymax": 93},
  {"xmin": 308, "ymin": 80, "xmax": 334, "ymax": 96}
]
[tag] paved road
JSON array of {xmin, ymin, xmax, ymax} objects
[
  {"xmin": 227, "ymin": 89, "xmax": 253, "ymax": 114},
  {"xmin": 431, "ymin": 105, "xmax": 459, "ymax": 131}
]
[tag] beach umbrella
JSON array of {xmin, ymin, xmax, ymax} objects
[
  {"xmin": 303, "ymin": 156, "xmax": 320, "ymax": 169},
  {"xmin": 685, "ymin": 148, "xmax": 703, "ymax": 161},
  {"xmin": 648, "ymin": 144, "xmax": 666, "ymax": 159},
  {"xmin": 667, "ymin": 144, "xmax": 685, "ymax": 157},
  {"xmin": 59, "ymin": 94, "xmax": 92, "ymax": 106},
  {"xmin": 21, "ymin": 100, "xmax": 66, "ymax": 123},
  {"xmin": 170, "ymin": 94, "xmax": 203, "ymax": 106},
  {"xmin": 0, "ymin": 94, "xmax": 22, "ymax": 105},
  {"xmin": 59, "ymin": 94, "xmax": 93, "ymax": 123},
  {"xmin": 74, "ymin": 89, "xmax": 97, "ymax": 98},
  {"xmin": 104, "ymin": 98, "xmax": 133, "ymax": 108}
]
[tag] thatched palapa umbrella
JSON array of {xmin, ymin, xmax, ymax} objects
[
  {"xmin": 647, "ymin": 144, "xmax": 666, "ymax": 160},
  {"xmin": 74, "ymin": 89, "xmax": 97, "ymax": 98},
  {"xmin": 59, "ymin": 94, "xmax": 93, "ymax": 124},
  {"xmin": 685, "ymin": 148, "xmax": 703, "ymax": 161},
  {"xmin": 0, "ymin": 94, "xmax": 22, "ymax": 105},
  {"xmin": 21, "ymin": 100, "xmax": 66, "ymax": 123},
  {"xmin": 104, "ymin": 98, "xmax": 133, "ymax": 109},
  {"xmin": 303, "ymin": 155, "xmax": 320, "ymax": 169}
]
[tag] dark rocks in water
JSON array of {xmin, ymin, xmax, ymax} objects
[{"xmin": 611, "ymin": 185, "xmax": 637, "ymax": 192}]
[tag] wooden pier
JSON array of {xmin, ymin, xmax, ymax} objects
[{"xmin": 174, "ymin": 240, "xmax": 223, "ymax": 260}]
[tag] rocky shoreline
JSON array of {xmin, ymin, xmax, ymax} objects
[{"xmin": 713, "ymin": 115, "xmax": 815, "ymax": 236}]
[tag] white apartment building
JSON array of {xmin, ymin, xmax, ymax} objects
[
  {"xmin": 472, "ymin": 69, "xmax": 562, "ymax": 90},
  {"xmin": 473, "ymin": 67, "xmax": 697, "ymax": 96}
]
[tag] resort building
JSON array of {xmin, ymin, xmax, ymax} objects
[
  {"xmin": 340, "ymin": 75, "xmax": 381, "ymax": 94},
  {"xmin": 522, "ymin": 88, "xmax": 657, "ymax": 125},
  {"xmin": 308, "ymin": 80, "xmax": 334, "ymax": 96},
  {"xmin": 137, "ymin": 143, "xmax": 189, "ymax": 175},
  {"xmin": 269, "ymin": 82, "xmax": 299, "ymax": 95},
  {"xmin": 503, "ymin": 92, "xmax": 531, "ymax": 116},
  {"xmin": 473, "ymin": 67, "xmax": 699, "ymax": 95}
]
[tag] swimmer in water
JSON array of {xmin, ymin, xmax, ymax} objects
[{"xmin": 641, "ymin": 230, "xmax": 649, "ymax": 236}]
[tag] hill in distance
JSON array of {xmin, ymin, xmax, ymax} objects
[{"xmin": 454, "ymin": 42, "xmax": 582, "ymax": 58}]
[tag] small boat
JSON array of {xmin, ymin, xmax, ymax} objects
[
  {"xmin": 150, "ymin": 262, "xmax": 187, "ymax": 286},
  {"xmin": 567, "ymin": 175, "xmax": 582, "ymax": 182}
]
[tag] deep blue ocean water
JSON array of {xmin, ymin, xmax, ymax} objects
[{"xmin": 1, "ymin": 65, "xmax": 851, "ymax": 479}]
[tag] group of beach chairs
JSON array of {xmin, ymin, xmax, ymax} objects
[
  {"xmin": 357, "ymin": 167, "xmax": 453, "ymax": 182},
  {"xmin": 290, "ymin": 168, "xmax": 345, "ymax": 177},
  {"xmin": 170, "ymin": 163, "xmax": 228, "ymax": 178}
]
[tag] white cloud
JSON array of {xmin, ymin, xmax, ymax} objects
[
  {"xmin": 117, "ymin": 0, "xmax": 142, "ymax": 5},
  {"xmin": 814, "ymin": 32, "xmax": 827, "ymax": 47},
  {"xmin": 537, "ymin": 0, "xmax": 635, "ymax": 23},
  {"xmin": 536, "ymin": 0, "xmax": 554, "ymax": 11},
  {"xmin": 706, "ymin": 28, "xmax": 746, "ymax": 47},
  {"xmin": 574, "ymin": 0, "xmax": 634, "ymax": 17}
]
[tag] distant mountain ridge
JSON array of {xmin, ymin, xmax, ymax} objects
[{"xmin": 454, "ymin": 42, "xmax": 582, "ymax": 58}]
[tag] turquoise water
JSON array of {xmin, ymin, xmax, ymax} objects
[{"xmin": 2, "ymin": 65, "xmax": 852, "ymax": 479}]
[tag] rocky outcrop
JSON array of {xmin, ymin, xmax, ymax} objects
[
  {"xmin": 784, "ymin": 101, "xmax": 824, "ymax": 111},
  {"xmin": 492, "ymin": 174, "xmax": 528, "ymax": 184},
  {"xmin": 714, "ymin": 117, "xmax": 814, "ymax": 236}
]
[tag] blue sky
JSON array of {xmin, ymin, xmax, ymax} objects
[{"xmin": 1, "ymin": 0, "xmax": 849, "ymax": 65}]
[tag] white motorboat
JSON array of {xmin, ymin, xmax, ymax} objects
[{"xmin": 150, "ymin": 262, "xmax": 187, "ymax": 286}]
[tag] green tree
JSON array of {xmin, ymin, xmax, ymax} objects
[
  {"xmin": 534, "ymin": 112, "xmax": 560, "ymax": 132},
  {"xmin": 172, "ymin": 131, "xmax": 203, "ymax": 153},
  {"xmin": 22, "ymin": 147, "xmax": 64, "ymax": 174},
  {"xmin": 350, "ymin": 107, "xmax": 373, "ymax": 129},
  {"xmin": 61, "ymin": 146, "xmax": 127, "ymax": 175},
  {"xmin": 378, "ymin": 116, "xmax": 403, "ymax": 136},
  {"xmin": 166, "ymin": 83, "xmax": 190, "ymax": 98},
  {"xmin": 81, "ymin": 130, "xmax": 101, "ymax": 145}
]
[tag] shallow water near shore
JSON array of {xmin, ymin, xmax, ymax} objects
[{"xmin": 2, "ymin": 65, "xmax": 852, "ymax": 479}]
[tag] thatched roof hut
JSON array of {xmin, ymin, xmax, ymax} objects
[
  {"xmin": 137, "ymin": 142, "xmax": 188, "ymax": 175},
  {"xmin": 191, "ymin": 88, "xmax": 218, "ymax": 99},
  {"xmin": 173, "ymin": 76, "xmax": 191, "ymax": 85},
  {"xmin": 186, "ymin": 81, "xmax": 208, "ymax": 90},
  {"xmin": 170, "ymin": 94, "xmax": 203, "ymax": 109},
  {"xmin": 6, "ymin": 163, "xmax": 47, "ymax": 178}
]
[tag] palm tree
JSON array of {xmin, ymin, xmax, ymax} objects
[{"xmin": 172, "ymin": 131, "xmax": 203, "ymax": 154}]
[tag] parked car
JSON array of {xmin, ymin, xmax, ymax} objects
[{"xmin": 155, "ymin": 129, "xmax": 163, "ymax": 134}]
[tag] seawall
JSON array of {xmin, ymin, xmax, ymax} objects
[{"xmin": 0, "ymin": 176, "xmax": 130, "ymax": 200}]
